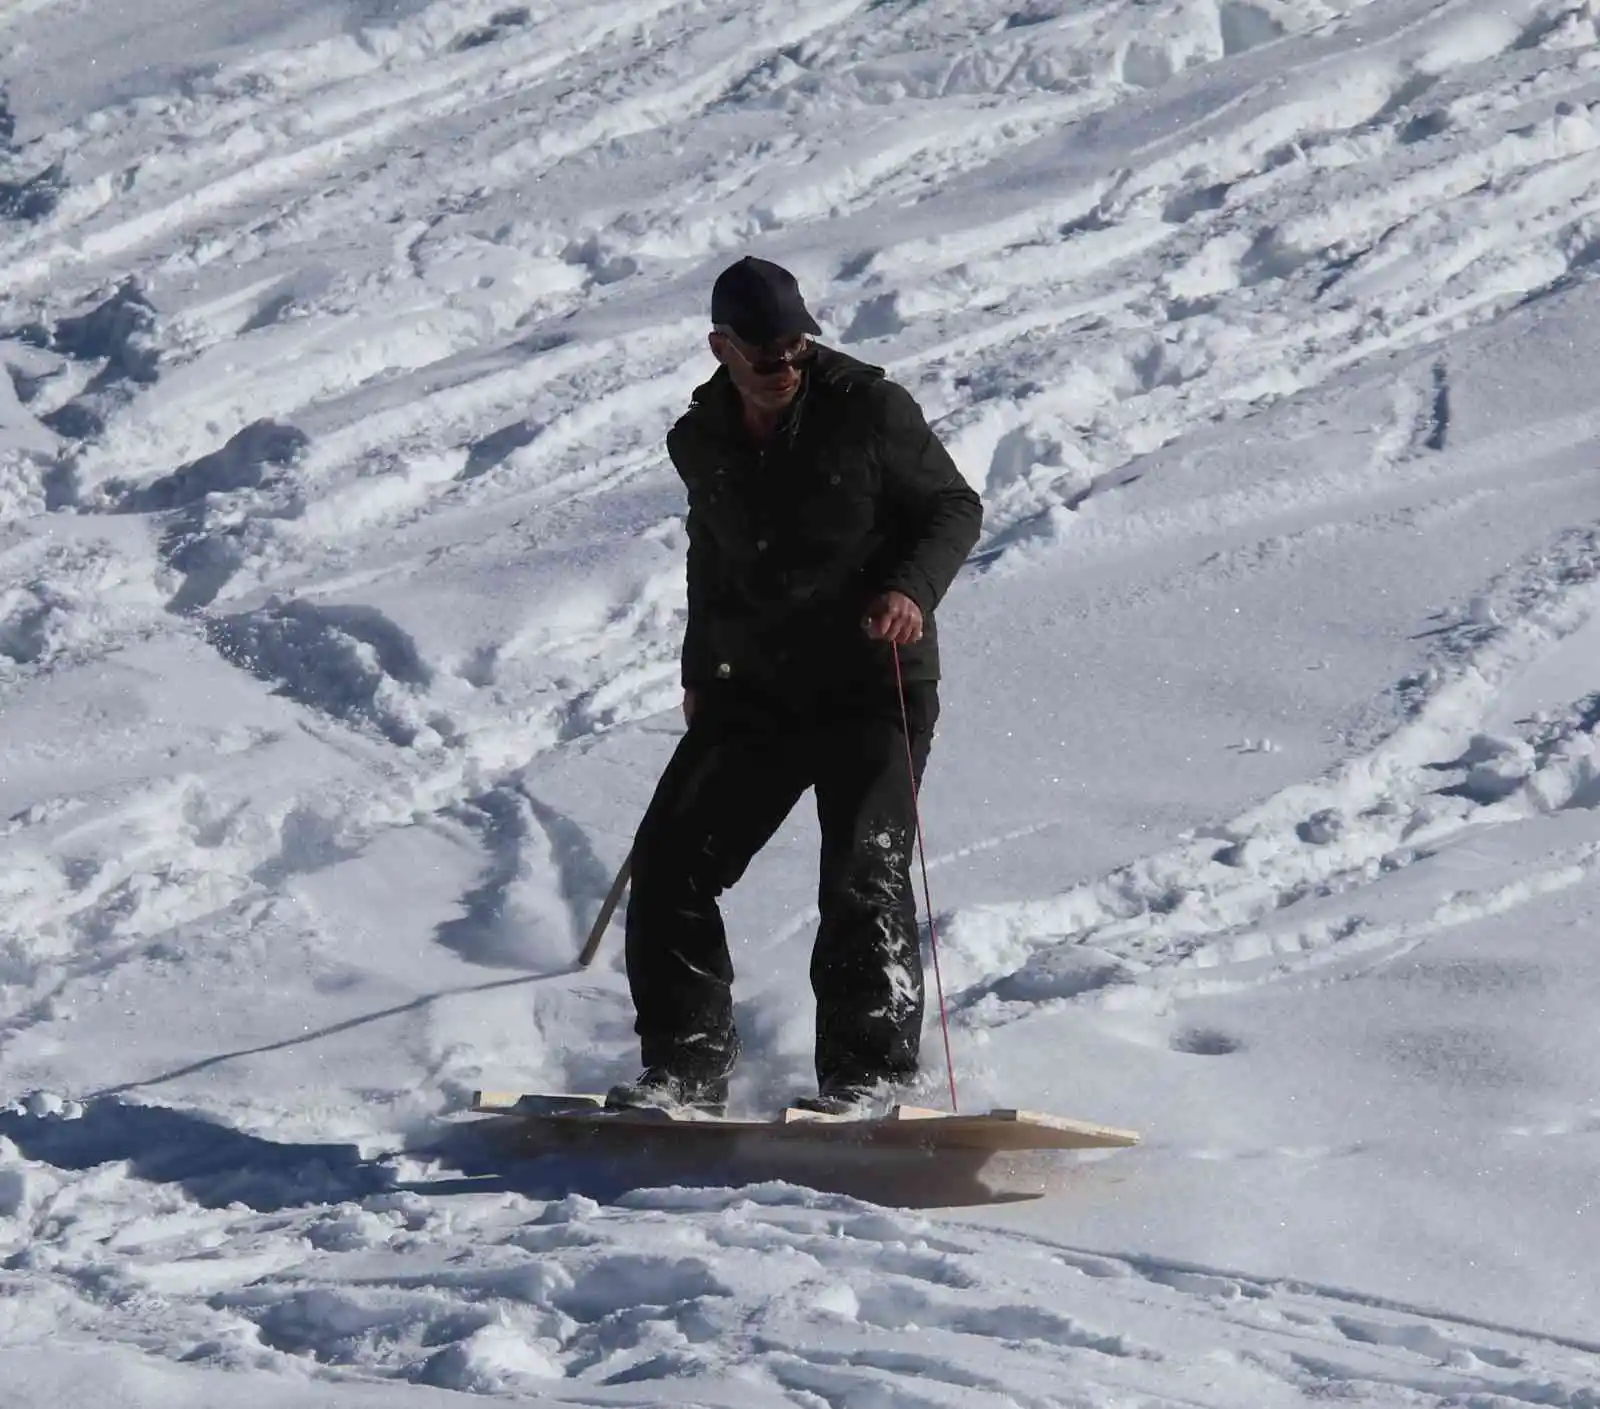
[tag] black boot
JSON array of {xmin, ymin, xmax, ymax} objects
[
  {"xmin": 792, "ymin": 1078, "xmax": 901, "ymax": 1118},
  {"xmin": 605, "ymin": 1066, "xmax": 729, "ymax": 1116}
]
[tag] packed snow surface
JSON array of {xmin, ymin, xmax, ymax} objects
[{"xmin": 3, "ymin": 0, "xmax": 1600, "ymax": 1403}]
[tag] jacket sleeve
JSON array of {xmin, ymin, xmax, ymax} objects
[
  {"xmin": 681, "ymin": 508, "xmax": 716, "ymax": 687},
  {"xmin": 872, "ymin": 382, "xmax": 984, "ymax": 614},
  {"xmin": 668, "ymin": 426, "xmax": 716, "ymax": 688}
]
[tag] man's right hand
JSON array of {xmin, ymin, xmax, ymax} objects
[{"xmin": 683, "ymin": 688, "xmax": 698, "ymax": 725}]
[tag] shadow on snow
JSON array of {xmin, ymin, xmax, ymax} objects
[
  {"xmin": 408, "ymin": 1116, "xmax": 1053, "ymax": 1211},
  {"xmin": 0, "ymin": 1097, "xmax": 1051, "ymax": 1215}
]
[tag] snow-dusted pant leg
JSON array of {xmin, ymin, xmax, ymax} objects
[
  {"xmin": 809, "ymin": 682, "xmax": 938, "ymax": 1089},
  {"xmin": 624, "ymin": 698, "xmax": 810, "ymax": 1077}
]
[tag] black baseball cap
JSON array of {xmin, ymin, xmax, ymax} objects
[{"xmin": 710, "ymin": 256, "xmax": 822, "ymax": 344}]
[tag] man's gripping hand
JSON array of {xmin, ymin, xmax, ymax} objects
[{"xmin": 862, "ymin": 590, "xmax": 924, "ymax": 647}]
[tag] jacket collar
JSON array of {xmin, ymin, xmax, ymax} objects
[{"xmin": 683, "ymin": 343, "xmax": 887, "ymax": 436}]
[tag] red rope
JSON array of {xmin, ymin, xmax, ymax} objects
[{"xmin": 892, "ymin": 643, "xmax": 959, "ymax": 1113}]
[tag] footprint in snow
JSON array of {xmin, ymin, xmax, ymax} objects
[{"xmin": 1171, "ymin": 1028, "xmax": 1243, "ymax": 1056}]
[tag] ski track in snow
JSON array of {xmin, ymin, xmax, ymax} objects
[
  {"xmin": 5, "ymin": 0, "xmax": 1600, "ymax": 1400},
  {"xmin": 945, "ymin": 521, "xmax": 1600, "ymax": 1015}
]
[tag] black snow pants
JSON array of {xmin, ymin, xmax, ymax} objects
[{"xmin": 624, "ymin": 677, "xmax": 938, "ymax": 1089}]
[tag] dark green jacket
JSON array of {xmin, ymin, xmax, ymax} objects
[{"xmin": 665, "ymin": 344, "xmax": 983, "ymax": 692}]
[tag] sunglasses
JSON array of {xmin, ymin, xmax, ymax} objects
[{"xmin": 718, "ymin": 332, "xmax": 815, "ymax": 376}]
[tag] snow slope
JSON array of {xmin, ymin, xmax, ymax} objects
[{"xmin": 3, "ymin": 0, "xmax": 1600, "ymax": 1402}]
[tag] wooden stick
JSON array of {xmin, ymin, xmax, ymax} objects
[{"xmin": 579, "ymin": 848, "xmax": 631, "ymax": 967}]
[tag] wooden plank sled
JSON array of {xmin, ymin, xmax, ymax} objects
[{"xmin": 471, "ymin": 1092, "xmax": 1139, "ymax": 1153}]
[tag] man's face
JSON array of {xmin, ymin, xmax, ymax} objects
[{"xmin": 711, "ymin": 329, "xmax": 812, "ymax": 414}]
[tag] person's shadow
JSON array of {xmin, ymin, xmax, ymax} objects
[{"xmin": 0, "ymin": 1097, "xmax": 395, "ymax": 1212}]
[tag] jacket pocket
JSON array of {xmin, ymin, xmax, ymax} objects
[{"xmin": 789, "ymin": 451, "xmax": 877, "ymax": 551}]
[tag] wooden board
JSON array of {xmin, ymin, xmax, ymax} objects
[{"xmin": 470, "ymin": 1091, "xmax": 1139, "ymax": 1153}]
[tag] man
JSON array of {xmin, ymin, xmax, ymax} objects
[{"xmin": 607, "ymin": 256, "xmax": 983, "ymax": 1116}]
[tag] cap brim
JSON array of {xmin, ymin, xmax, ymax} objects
[{"xmin": 729, "ymin": 311, "xmax": 822, "ymax": 343}]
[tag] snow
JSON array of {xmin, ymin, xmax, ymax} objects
[{"xmin": 3, "ymin": 0, "xmax": 1600, "ymax": 1402}]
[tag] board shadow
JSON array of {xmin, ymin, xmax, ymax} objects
[{"xmin": 406, "ymin": 1117, "xmax": 1051, "ymax": 1209}]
